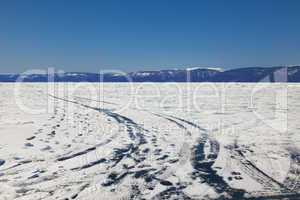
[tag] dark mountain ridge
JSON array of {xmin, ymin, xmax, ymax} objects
[{"xmin": 0, "ymin": 66, "xmax": 299, "ymax": 82}]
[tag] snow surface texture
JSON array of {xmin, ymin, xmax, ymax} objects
[{"xmin": 0, "ymin": 83, "xmax": 299, "ymax": 200}]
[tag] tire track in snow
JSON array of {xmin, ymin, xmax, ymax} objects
[
  {"xmin": 151, "ymin": 113, "xmax": 192, "ymax": 136},
  {"xmin": 228, "ymin": 141, "xmax": 290, "ymax": 193},
  {"xmin": 283, "ymin": 148, "xmax": 300, "ymax": 192},
  {"xmin": 149, "ymin": 113, "xmax": 240, "ymax": 199},
  {"xmin": 71, "ymin": 96, "xmax": 235, "ymax": 199},
  {"xmin": 163, "ymin": 114, "xmax": 220, "ymax": 164},
  {"xmin": 162, "ymin": 114, "xmax": 250, "ymax": 199},
  {"xmin": 169, "ymin": 115, "xmax": 300, "ymax": 200},
  {"xmin": 63, "ymin": 96, "xmax": 177, "ymax": 198},
  {"xmin": 145, "ymin": 113, "xmax": 194, "ymax": 199},
  {"xmin": 56, "ymin": 138, "xmax": 112, "ymax": 162},
  {"xmin": 65, "ymin": 96, "xmax": 250, "ymax": 199},
  {"xmin": 50, "ymin": 94, "xmax": 148, "ymax": 144},
  {"xmin": 0, "ymin": 160, "xmax": 33, "ymax": 172},
  {"xmin": 49, "ymin": 94, "xmax": 150, "ymax": 190},
  {"xmin": 74, "ymin": 96, "xmax": 118, "ymax": 105}
]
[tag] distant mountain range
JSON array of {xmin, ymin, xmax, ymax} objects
[{"xmin": 1, "ymin": 66, "xmax": 300, "ymax": 82}]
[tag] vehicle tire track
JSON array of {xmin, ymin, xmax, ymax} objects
[
  {"xmin": 63, "ymin": 96, "xmax": 247, "ymax": 199},
  {"xmin": 56, "ymin": 138, "xmax": 112, "ymax": 162},
  {"xmin": 163, "ymin": 114, "xmax": 220, "ymax": 163},
  {"xmin": 283, "ymin": 148, "xmax": 300, "ymax": 192},
  {"xmin": 70, "ymin": 97, "xmax": 234, "ymax": 198},
  {"xmin": 227, "ymin": 141, "xmax": 290, "ymax": 193},
  {"xmin": 161, "ymin": 114, "xmax": 249, "ymax": 199},
  {"xmin": 49, "ymin": 94, "xmax": 150, "ymax": 188}
]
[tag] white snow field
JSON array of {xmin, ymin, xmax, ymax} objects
[{"xmin": 0, "ymin": 83, "xmax": 300, "ymax": 200}]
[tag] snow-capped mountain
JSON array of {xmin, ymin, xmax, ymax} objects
[
  {"xmin": 0, "ymin": 66, "xmax": 299, "ymax": 82},
  {"xmin": 128, "ymin": 68, "xmax": 220, "ymax": 82}
]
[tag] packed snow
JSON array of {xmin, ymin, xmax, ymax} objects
[{"xmin": 0, "ymin": 83, "xmax": 299, "ymax": 200}]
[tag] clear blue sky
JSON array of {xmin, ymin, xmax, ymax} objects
[{"xmin": 0, "ymin": 0, "xmax": 299, "ymax": 73}]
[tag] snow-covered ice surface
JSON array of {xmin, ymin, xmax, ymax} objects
[{"xmin": 0, "ymin": 83, "xmax": 300, "ymax": 200}]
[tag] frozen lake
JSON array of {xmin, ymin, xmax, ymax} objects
[{"xmin": 0, "ymin": 83, "xmax": 300, "ymax": 200}]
